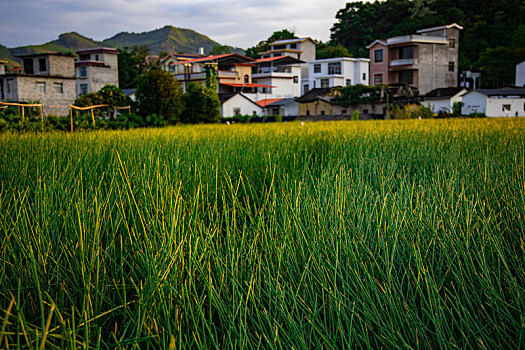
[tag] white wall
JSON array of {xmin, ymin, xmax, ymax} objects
[
  {"xmin": 308, "ymin": 58, "xmax": 370, "ymax": 90},
  {"xmin": 221, "ymin": 94, "xmax": 263, "ymax": 117},
  {"xmin": 516, "ymin": 61, "xmax": 525, "ymax": 87},
  {"xmin": 462, "ymin": 91, "xmax": 525, "ymax": 117},
  {"xmin": 250, "ymin": 65, "xmax": 302, "ymax": 100}
]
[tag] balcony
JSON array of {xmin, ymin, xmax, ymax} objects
[
  {"xmin": 389, "ymin": 58, "xmax": 418, "ymax": 70},
  {"xmin": 387, "ymin": 35, "xmax": 447, "ymax": 45},
  {"xmin": 252, "ymin": 72, "xmax": 293, "ymax": 79},
  {"xmin": 176, "ymin": 70, "xmax": 237, "ymax": 81}
]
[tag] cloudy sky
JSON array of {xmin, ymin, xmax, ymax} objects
[{"xmin": 0, "ymin": 0, "xmax": 354, "ymax": 49}]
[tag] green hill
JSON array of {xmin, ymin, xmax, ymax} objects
[{"xmin": 1, "ymin": 26, "xmax": 244, "ymax": 68}]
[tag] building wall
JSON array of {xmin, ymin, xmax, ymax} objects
[
  {"xmin": 463, "ymin": 93, "xmax": 525, "ymax": 117},
  {"xmin": 298, "ymin": 100, "xmax": 346, "ymax": 116},
  {"xmin": 2, "ymin": 75, "xmax": 76, "ymax": 108},
  {"xmin": 0, "ymin": 76, "xmax": 19, "ymax": 101},
  {"xmin": 309, "ymin": 58, "xmax": 370, "ymax": 90},
  {"xmin": 221, "ymin": 94, "xmax": 262, "ymax": 117},
  {"xmin": 516, "ymin": 61, "xmax": 525, "ymax": 87},
  {"xmin": 49, "ymin": 55, "xmax": 76, "ymax": 77},
  {"xmin": 369, "ymin": 43, "xmax": 389, "ymax": 86}
]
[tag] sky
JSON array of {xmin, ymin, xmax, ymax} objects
[{"xmin": 0, "ymin": 0, "xmax": 354, "ymax": 49}]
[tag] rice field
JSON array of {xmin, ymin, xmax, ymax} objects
[{"xmin": 0, "ymin": 118, "xmax": 524, "ymax": 348}]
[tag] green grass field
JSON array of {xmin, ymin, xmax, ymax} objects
[{"xmin": 1, "ymin": 118, "xmax": 524, "ymax": 348}]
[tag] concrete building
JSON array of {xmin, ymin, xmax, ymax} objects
[
  {"xmin": 259, "ymin": 38, "xmax": 317, "ymax": 95},
  {"xmin": 0, "ymin": 52, "xmax": 76, "ymax": 109},
  {"xmin": 75, "ymin": 48, "xmax": 119, "ymax": 96},
  {"xmin": 461, "ymin": 88, "xmax": 525, "ymax": 117},
  {"xmin": 308, "ymin": 57, "xmax": 369, "ymax": 91},
  {"xmin": 516, "ymin": 61, "xmax": 525, "ymax": 87},
  {"xmin": 367, "ymin": 23, "xmax": 462, "ymax": 94},
  {"xmin": 422, "ymin": 87, "xmax": 467, "ymax": 113}
]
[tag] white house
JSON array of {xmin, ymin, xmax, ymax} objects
[
  {"xmin": 422, "ymin": 87, "xmax": 467, "ymax": 113},
  {"xmin": 461, "ymin": 88, "xmax": 525, "ymax": 117},
  {"xmin": 307, "ymin": 57, "xmax": 369, "ymax": 92},
  {"xmin": 220, "ymin": 93, "xmax": 262, "ymax": 117},
  {"xmin": 516, "ymin": 61, "xmax": 525, "ymax": 87}
]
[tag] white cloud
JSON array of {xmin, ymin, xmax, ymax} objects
[{"xmin": 0, "ymin": 0, "xmax": 350, "ymax": 49}]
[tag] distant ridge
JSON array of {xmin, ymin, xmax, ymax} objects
[{"xmin": 1, "ymin": 26, "xmax": 244, "ymax": 68}]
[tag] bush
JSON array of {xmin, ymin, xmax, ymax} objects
[
  {"xmin": 275, "ymin": 114, "xmax": 283, "ymax": 122},
  {"xmin": 391, "ymin": 104, "xmax": 433, "ymax": 119},
  {"xmin": 351, "ymin": 110, "xmax": 360, "ymax": 120},
  {"xmin": 468, "ymin": 112, "xmax": 486, "ymax": 118}
]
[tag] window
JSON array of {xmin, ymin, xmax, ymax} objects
[
  {"xmin": 363, "ymin": 109, "xmax": 369, "ymax": 114},
  {"xmin": 313, "ymin": 80, "xmax": 316, "ymax": 88},
  {"xmin": 341, "ymin": 110, "xmax": 347, "ymax": 115},
  {"xmin": 346, "ymin": 79, "xmax": 352, "ymax": 86},
  {"xmin": 399, "ymin": 46, "xmax": 414, "ymax": 59},
  {"xmin": 304, "ymin": 84, "xmax": 309, "ymax": 92},
  {"xmin": 36, "ymin": 82, "xmax": 46, "ymax": 93},
  {"xmin": 54, "ymin": 82, "xmax": 63, "ymax": 94},
  {"xmin": 374, "ymin": 49, "xmax": 384, "ymax": 63},
  {"xmin": 321, "ymin": 78, "xmax": 329, "ymax": 88},
  {"xmin": 79, "ymin": 67, "xmax": 87, "ymax": 77},
  {"xmin": 306, "ymin": 110, "xmax": 310, "ymax": 116},
  {"xmin": 502, "ymin": 104, "xmax": 511, "ymax": 112},
  {"xmin": 290, "ymin": 43, "xmax": 297, "ymax": 49},
  {"xmin": 374, "ymin": 73, "xmax": 384, "ymax": 85},
  {"xmin": 272, "ymin": 107, "xmax": 280, "ymax": 115},
  {"xmin": 244, "ymin": 75, "xmax": 249, "ymax": 84},
  {"xmin": 233, "ymin": 108, "xmax": 241, "ymax": 115},
  {"xmin": 328, "ymin": 62, "xmax": 341, "ymax": 75},
  {"xmin": 314, "ymin": 64, "xmax": 321, "ymax": 73},
  {"xmin": 38, "ymin": 58, "xmax": 47, "ymax": 72},
  {"xmin": 320, "ymin": 110, "xmax": 325, "ymax": 116},
  {"xmin": 79, "ymin": 54, "xmax": 90, "ymax": 61},
  {"xmin": 449, "ymin": 39, "xmax": 456, "ymax": 48},
  {"xmin": 262, "ymin": 87, "xmax": 267, "ymax": 93},
  {"xmin": 273, "ymin": 44, "xmax": 286, "ymax": 50},
  {"xmin": 362, "ymin": 73, "xmax": 367, "ymax": 81},
  {"xmin": 399, "ymin": 70, "xmax": 413, "ymax": 85},
  {"xmin": 23, "ymin": 58, "xmax": 34, "ymax": 74},
  {"xmin": 293, "ymin": 76, "xmax": 299, "ymax": 84},
  {"xmin": 95, "ymin": 54, "xmax": 99, "ymax": 61},
  {"xmin": 80, "ymin": 83, "xmax": 88, "ymax": 95},
  {"xmin": 448, "ymin": 61, "xmax": 455, "ymax": 72},
  {"xmin": 6, "ymin": 79, "xmax": 13, "ymax": 94}
]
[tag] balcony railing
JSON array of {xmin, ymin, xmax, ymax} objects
[
  {"xmin": 387, "ymin": 35, "xmax": 447, "ymax": 45},
  {"xmin": 390, "ymin": 58, "xmax": 418, "ymax": 67}
]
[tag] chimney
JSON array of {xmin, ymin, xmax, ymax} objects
[{"xmin": 199, "ymin": 47, "xmax": 204, "ymax": 56}]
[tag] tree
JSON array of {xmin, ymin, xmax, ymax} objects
[
  {"xmin": 478, "ymin": 47, "xmax": 525, "ymax": 88},
  {"xmin": 118, "ymin": 48, "xmax": 140, "ymax": 89},
  {"xmin": 246, "ymin": 29, "xmax": 297, "ymax": 58},
  {"xmin": 210, "ymin": 45, "xmax": 231, "ymax": 55},
  {"xmin": 136, "ymin": 70, "xmax": 183, "ymax": 124},
  {"xmin": 316, "ymin": 42, "xmax": 352, "ymax": 59},
  {"xmin": 181, "ymin": 82, "xmax": 221, "ymax": 124},
  {"xmin": 74, "ymin": 85, "xmax": 130, "ymax": 118}
]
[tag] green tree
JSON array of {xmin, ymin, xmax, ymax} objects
[
  {"xmin": 316, "ymin": 42, "xmax": 352, "ymax": 59},
  {"xmin": 181, "ymin": 82, "xmax": 221, "ymax": 124},
  {"xmin": 210, "ymin": 45, "xmax": 231, "ymax": 55},
  {"xmin": 136, "ymin": 70, "xmax": 183, "ymax": 124},
  {"xmin": 478, "ymin": 47, "xmax": 525, "ymax": 88},
  {"xmin": 246, "ymin": 29, "xmax": 297, "ymax": 58},
  {"xmin": 118, "ymin": 47, "xmax": 140, "ymax": 89}
]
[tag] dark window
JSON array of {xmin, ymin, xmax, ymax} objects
[
  {"xmin": 306, "ymin": 110, "xmax": 310, "ymax": 116},
  {"xmin": 23, "ymin": 58, "xmax": 34, "ymax": 74},
  {"xmin": 234, "ymin": 108, "xmax": 241, "ymax": 115},
  {"xmin": 272, "ymin": 107, "xmax": 280, "ymax": 115},
  {"xmin": 328, "ymin": 62, "xmax": 341, "ymax": 75},
  {"xmin": 399, "ymin": 46, "xmax": 414, "ymax": 59},
  {"xmin": 448, "ymin": 61, "xmax": 455, "ymax": 72},
  {"xmin": 290, "ymin": 43, "xmax": 297, "ymax": 49},
  {"xmin": 374, "ymin": 49, "xmax": 384, "ymax": 63},
  {"xmin": 363, "ymin": 109, "xmax": 369, "ymax": 114},
  {"xmin": 341, "ymin": 110, "xmax": 347, "ymax": 115},
  {"xmin": 38, "ymin": 58, "xmax": 47, "ymax": 72},
  {"xmin": 502, "ymin": 104, "xmax": 511, "ymax": 112},
  {"xmin": 304, "ymin": 84, "xmax": 309, "ymax": 92},
  {"xmin": 321, "ymin": 78, "xmax": 329, "ymax": 88},
  {"xmin": 362, "ymin": 73, "xmax": 367, "ymax": 81},
  {"xmin": 80, "ymin": 83, "xmax": 88, "ymax": 95},
  {"xmin": 244, "ymin": 75, "xmax": 249, "ymax": 83},
  {"xmin": 79, "ymin": 67, "xmax": 87, "ymax": 77},
  {"xmin": 273, "ymin": 44, "xmax": 286, "ymax": 50},
  {"xmin": 321, "ymin": 110, "xmax": 325, "ymax": 115},
  {"xmin": 95, "ymin": 54, "xmax": 99, "ymax": 61},
  {"xmin": 449, "ymin": 39, "xmax": 455, "ymax": 48},
  {"xmin": 346, "ymin": 79, "xmax": 352, "ymax": 86},
  {"xmin": 79, "ymin": 54, "xmax": 90, "ymax": 61},
  {"xmin": 293, "ymin": 76, "xmax": 299, "ymax": 83},
  {"xmin": 399, "ymin": 70, "xmax": 413, "ymax": 85},
  {"xmin": 314, "ymin": 64, "xmax": 321, "ymax": 73}
]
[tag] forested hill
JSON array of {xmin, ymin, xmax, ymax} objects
[{"xmin": 330, "ymin": 0, "xmax": 525, "ymax": 88}]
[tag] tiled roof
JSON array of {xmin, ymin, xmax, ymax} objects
[{"xmin": 256, "ymin": 98, "xmax": 283, "ymax": 107}]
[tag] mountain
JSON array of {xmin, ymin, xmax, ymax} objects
[{"xmin": 1, "ymin": 26, "xmax": 244, "ymax": 67}]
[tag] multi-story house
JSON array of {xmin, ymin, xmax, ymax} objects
[
  {"xmin": 367, "ymin": 23, "xmax": 462, "ymax": 94},
  {"xmin": 161, "ymin": 53, "xmax": 203, "ymax": 74},
  {"xmin": 245, "ymin": 56, "xmax": 303, "ymax": 100},
  {"xmin": 75, "ymin": 47, "xmax": 119, "ymax": 96},
  {"xmin": 307, "ymin": 57, "xmax": 369, "ymax": 91},
  {"xmin": 173, "ymin": 53, "xmax": 272, "ymax": 94},
  {"xmin": 0, "ymin": 52, "xmax": 76, "ymax": 108},
  {"xmin": 259, "ymin": 38, "xmax": 317, "ymax": 94}
]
